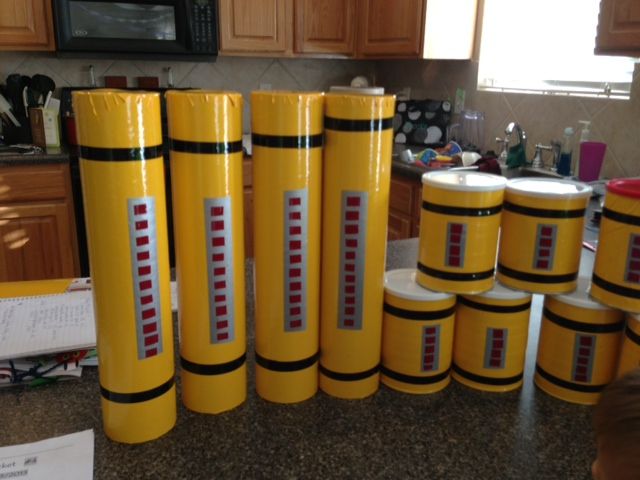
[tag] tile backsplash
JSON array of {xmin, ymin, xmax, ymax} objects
[{"xmin": 1, "ymin": 52, "xmax": 638, "ymax": 179}]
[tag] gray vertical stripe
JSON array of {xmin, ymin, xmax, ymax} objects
[{"xmin": 284, "ymin": 189, "xmax": 309, "ymax": 332}]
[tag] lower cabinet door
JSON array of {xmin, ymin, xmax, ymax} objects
[{"xmin": 387, "ymin": 209, "xmax": 412, "ymax": 240}]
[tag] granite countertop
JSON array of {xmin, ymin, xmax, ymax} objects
[
  {"xmin": 0, "ymin": 147, "xmax": 70, "ymax": 166},
  {"xmin": 0, "ymin": 239, "xmax": 597, "ymax": 479}
]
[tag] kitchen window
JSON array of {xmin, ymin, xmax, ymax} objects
[{"xmin": 478, "ymin": 0, "xmax": 637, "ymax": 99}]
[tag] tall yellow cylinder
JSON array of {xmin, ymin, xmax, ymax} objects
[
  {"xmin": 497, "ymin": 178, "xmax": 592, "ymax": 294},
  {"xmin": 319, "ymin": 92, "xmax": 395, "ymax": 399},
  {"xmin": 452, "ymin": 282, "xmax": 532, "ymax": 392},
  {"xmin": 535, "ymin": 277, "xmax": 624, "ymax": 405},
  {"xmin": 74, "ymin": 90, "xmax": 175, "ymax": 443},
  {"xmin": 591, "ymin": 179, "xmax": 640, "ymax": 312},
  {"xmin": 616, "ymin": 313, "xmax": 640, "ymax": 378},
  {"xmin": 166, "ymin": 91, "xmax": 246, "ymax": 414},
  {"xmin": 381, "ymin": 269, "xmax": 456, "ymax": 394},
  {"xmin": 417, "ymin": 171, "xmax": 507, "ymax": 295},
  {"xmin": 251, "ymin": 91, "xmax": 323, "ymax": 403}
]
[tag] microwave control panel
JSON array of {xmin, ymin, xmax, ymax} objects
[{"xmin": 191, "ymin": 0, "xmax": 216, "ymax": 53}]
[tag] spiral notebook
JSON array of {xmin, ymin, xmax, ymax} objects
[{"xmin": 0, "ymin": 290, "xmax": 96, "ymax": 361}]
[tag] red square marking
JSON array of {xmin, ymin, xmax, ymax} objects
[
  {"xmin": 216, "ymin": 305, "xmax": 228, "ymax": 316},
  {"xmin": 346, "ymin": 197, "xmax": 360, "ymax": 207},
  {"xmin": 217, "ymin": 332, "xmax": 229, "ymax": 341},
  {"xmin": 345, "ymin": 296, "xmax": 355, "ymax": 305},
  {"xmin": 493, "ymin": 330, "xmax": 504, "ymax": 339},
  {"xmin": 539, "ymin": 249, "xmax": 550, "ymax": 258},
  {"xmin": 134, "ymin": 204, "xmax": 147, "ymax": 215},
  {"xmin": 345, "ymin": 224, "xmax": 359, "ymax": 235},
  {"xmin": 343, "ymin": 319, "xmax": 355, "ymax": 326},
  {"xmin": 290, "ymin": 282, "xmax": 302, "ymax": 291},
  {"xmin": 212, "ymin": 253, "xmax": 225, "ymax": 262},
  {"xmin": 575, "ymin": 365, "xmax": 587, "ymax": 375},
  {"xmin": 142, "ymin": 308, "xmax": 156, "ymax": 320},
  {"xmin": 424, "ymin": 354, "xmax": 434, "ymax": 364},
  {"xmin": 634, "ymin": 236, "xmax": 640, "ymax": 246},
  {"xmin": 289, "ymin": 240, "xmax": 302, "ymax": 250},
  {"xmin": 345, "ymin": 274, "xmax": 355, "ymax": 283},
  {"xmin": 142, "ymin": 323, "xmax": 157, "ymax": 334},
  {"xmin": 574, "ymin": 374, "xmax": 587, "ymax": 382},
  {"xmin": 214, "ymin": 294, "xmax": 226, "ymax": 302},
  {"xmin": 290, "ymin": 254, "xmax": 302, "ymax": 264},
  {"xmin": 289, "ymin": 294, "xmax": 301, "ymax": 303},
  {"xmin": 450, "ymin": 224, "xmax": 463, "ymax": 234},
  {"xmin": 448, "ymin": 256, "xmax": 461, "ymax": 267},
  {"xmin": 632, "ymin": 248, "xmax": 640, "ymax": 259},
  {"xmin": 627, "ymin": 272, "xmax": 640, "ymax": 283},
  {"xmin": 214, "ymin": 280, "xmax": 226, "ymax": 289},
  {"xmin": 346, "ymin": 211, "xmax": 359, "ymax": 221},
  {"xmin": 493, "ymin": 339, "xmax": 504, "ymax": 349},
  {"xmin": 136, "ymin": 236, "xmax": 150, "ymax": 247},
  {"xmin": 541, "ymin": 226, "xmax": 553, "ymax": 236},
  {"xmin": 289, "ymin": 211, "xmax": 302, "ymax": 220},
  {"xmin": 144, "ymin": 334, "xmax": 159, "ymax": 346},
  {"xmin": 345, "ymin": 251, "xmax": 356, "ymax": 260},
  {"xmin": 290, "ymin": 319, "xmax": 302, "ymax": 329},
  {"xmin": 345, "ymin": 263, "xmax": 355, "ymax": 272},
  {"xmin": 211, "ymin": 206, "xmax": 224, "ymax": 216},
  {"xmin": 212, "ymin": 237, "xmax": 225, "ymax": 247},
  {"xmin": 449, "ymin": 245, "xmax": 460, "ymax": 255},
  {"xmin": 139, "ymin": 279, "xmax": 152, "ymax": 290},
  {"xmin": 577, "ymin": 357, "xmax": 588, "ymax": 365},
  {"xmin": 289, "ymin": 225, "xmax": 302, "ymax": 235},
  {"xmin": 425, "ymin": 336, "xmax": 435, "ymax": 344},
  {"xmin": 135, "ymin": 220, "xmax": 148, "ymax": 230},
  {"xmin": 580, "ymin": 337, "xmax": 593, "ymax": 346},
  {"xmin": 216, "ymin": 320, "xmax": 228, "ymax": 329},
  {"xmin": 425, "ymin": 345, "xmax": 435, "ymax": 354},
  {"xmin": 141, "ymin": 295, "xmax": 153, "ymax": 305},
  {"xmin": 212, "ymin": 220, "xmax": 225, "ymax": 231},
  {"xmin": 630, "ymin": 261, "xmax": 640, "ymax": 271},
  {"xmin": 536, "ymin": 260, "xmax": 549, "ymax": 269},
  {"xmin": 346, "ymin": 239, "xmax": 358, "ymax": 248},
  {"xmin": 491, "ymin": 350, "xmax": 502, "ymax": 359},
  {"xmin": 345, "ymin": 285, "xmax": 355, "ymax": 294},
  {"xmin": 145, "ymin": 348, "xmax": 158, "ymax": 357},
  {"xmin": 345, "ymin": 306, "xmax": 355, "ymax": 315},
  {"xmin": 290, "ymin": 306, "xmax": 301, "ymax": 316},
  {"xmin": 214, "ymin": 267, "xmax": 226, "ymax": 276},
  {"xmin": 490, "ymin": 358, "xmax": 501, "ymax": 368},
  {"xmin": 289, "ymin": 268, "xmax": 301, "ymax": 277},
  {"xmin": 450, "ymin": 234, "xmax": 461, "ymax": 244},
  {"xmin": 540, "ymin": 238, "xmax": 552, "ymax": 247},
  {"xmin": 289, "ymin": 197, "xmax": 301, "ymax": 206},
  {"xmin": 137, "ymin": 251, "xmax": 150, "ymax": 261},
  {"xmin": 138, "ymin": 265, "xmax": 151, "ymax": 276},
  {"xmin": 425, "ymin": 327, "xmax": 436, "ymax": 335},
  {"xmin": 579, "ymin": 348, "xmax": 591, "ymax": 356}
]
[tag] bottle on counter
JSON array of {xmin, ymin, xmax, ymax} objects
[{"xmin": 557, "ymin": 126, "xmax": 574, "ymax": 176}]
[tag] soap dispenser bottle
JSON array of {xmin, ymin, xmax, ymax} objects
[{"xmin": 557, "ymin": 127, "xmax": 574, "ymax": 176}]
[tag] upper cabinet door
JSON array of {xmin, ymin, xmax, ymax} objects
[
  {"xmin": 219, "ymin": 0, "xmax": 291, "ymax": 53},
  {"xmin": 357, "ymin": 0, "xmax": 425, "ymax": 57},
  {"xmin": 596, "ymin": 0, "xmax": 640, "ymax": 56},
  {"xmin": 294, "ymin": 0, "xmax": 356, "ymax": 55},
  {"xmin": 0, "ymin": 0, "xmax": 55, "ymax": 51}
]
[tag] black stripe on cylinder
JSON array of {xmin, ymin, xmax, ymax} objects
[
  {"xmin": 452, "ymin": 363, "xmax": 523, "ymax": 386},
  {"xmin": 422, "ymin": 201, "xmax": 502, "ymax": 217},
  {"xmin": 417, "ymin": 262, "xmax": 494, "ymax": 282},
  {"xmin": 324, "ymin": 116, "xmax": 394, "ymax": 132},
  {"xmin": 383, "ymin": 303, "xmax": 456, "ymax": 321},
  {"xmin": 80, "ymin": 145, "xmax": 163, "ymax": 162},
  {"xmin": 100, "ymin": 375, "xmax": 174, "ymax": 404},
  {"xmin": 503, "ymin": 201, "xmax": 585, "ymax": 219},
  {"xmin": 625, "ymin": 324, "xmax": 640, "ymax": 345},
  {"xmin": 169, "ymin": 138, "xmax": 243, "ymax": 155},
  {"xmin": 180, "ymin": 352, "xmax": 246, "ymax": 376},
  {"xmin": 535, "ymin": 364, "xmax": 606, "ymax": 393},
  {"xmin": 380, "ymin": 365, "xmax": 451, "ymax": 385},
  {"xmin": 458, "ymin": 296, "xmax": 532, "ymax": 313},
  {"xmin": 319, "ymin": 363, "xmax": 379, "ymax": 382},
  {"xmin": 255, "ymin": 351, "xmax": 318, "ymax": 372},
  {"xmin": 543, "ymin": 307, "xmax": 624, "ymax": 334},
  {"xmin": 497, "ymin": 263, "xmax": 578, "ymax": 284},
  {"xmin": 602, "ymin": 207, "xmax": 640, "ymax": 227},
  {"xmin": 251, "ymin": 133, "xmax": 323, "ymax": 149},
  {"xmin": 592, "ymin": 273, "xmax": 640, "ymax": 299}
]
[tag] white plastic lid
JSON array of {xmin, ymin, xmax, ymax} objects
[
  {"xmin": 384, "ymin": 269, "xmax": 454, "ymax": 302},
  {"xmin": 328, "ymin": 86, "xmax": 385, "ymax": 95},
  {"xmin": 506, "ymin": 177, "xmax": 592, "ymax": 199},
  {"xmin": 553, "ymin": 276, "xmax": 614, "ymax": 310},
  {"xmin": 471, "ymin": 280, "xmax": 531, "ymax": 301},
  {"xmin": 564, "ymin": 127, "xmax": 574, "ymax": 136},
  {"xmin": 422, "ymin": 171, "xmax": 507, "ymax": 192}
]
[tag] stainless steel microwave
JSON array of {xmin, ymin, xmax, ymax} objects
[{"xmin": 53, "ymin": 0, "xmax": 217, "ymax": 60}]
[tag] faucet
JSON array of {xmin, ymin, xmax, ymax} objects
[
  {"xmin": 530, "ymin": 141, "xmax": 561, "ymax": 169},
  {"xmin": 505, "ymin": 122, "xmax": 527, "ymax": 153}
]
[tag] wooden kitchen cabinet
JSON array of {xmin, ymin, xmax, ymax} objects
[
  {"xmin": 0, "ymin": 162, "xmax": 80, "ymax": 281},
  {"xmin": 294, "ymin": 0, "xmax": 357, "ymax": 54},
  {"xmin": 0, "ymin": 0, "xmax": 55, "ymax": 51},
  {"xmin": 243, "ymin": 158, "xmax": 254, "ymax": 258},
  {"xmin": 388, "ymin": 173, "xmax": 422, "ymax": 240},
  {"xmin": 595, "ymin": 0, "xmax": 640, "ymax": 56}
]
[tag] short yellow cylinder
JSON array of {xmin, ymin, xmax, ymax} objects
[
  {"xmin": 251, "ymin": 91, "xmax": 324, "ymax": 404},
  {"xmin": 417, "ymin": 171, "xmax": 506, "ymax": 295},
  {"xmin": 319, "ymin": 92, "xmax": 396, "ymax": 399},
  {"xmin": 591, "ymin": 179, "xmax": 640, "ymax": 312},
  {"xmin": 381, "ymin": 269, "xmax": 456, "ymax": 394},
  {"xmin": 166, "ymin": 90, "xmax": 246, "ymax": 414},
  {"xmin": 74, "ymin": 90, "xmax": 175, "ymax": 443},
  {"xmin": 616, "ymin": 313, "xmax": 640, "ymax": 378},
  {"xmin": 452, "ymin": 282, "xmax": 532, "ymax": 392},
  {"xmin": 497, "ymin": 178, "xmax": 592, "ymax": 294},
  {"xmin": 535, "ymin": 277, "xmax": 624, "ymax": 405}
]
